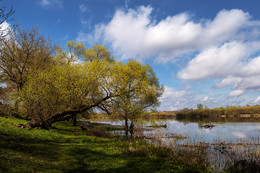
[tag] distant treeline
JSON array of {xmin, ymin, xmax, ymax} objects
[
  {"xmin": 143, "ymin": 111, "xmax": 176, "ymax": 119},
  {"xmin": 176, "ymin": 105, "xmax": 260, "ymax": 120}
]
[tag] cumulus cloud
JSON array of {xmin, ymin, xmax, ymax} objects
[
  {"xmin": 79, "ymin": 6, "xmax": 260, "ymax": 100},
  {"xmin": 178, "ymin": 42, "xmax": 260, "ymax": 80},
  {"xmin": 177, "ymin": 32, "xmax": 260, "ymax": 97},
  {"xmin": 202, "ymin": 96, "xmax": 209, "ymax": 102},
  {"xmin": 89, "ymin": 6, "xmax": 257, "ymax": 63},
  {"xmin": 202, "ymin": 95, "xmax": 215, "ymax": 102},
  {"xmin": 229, "ymin": 89, "xmax": 244, "ymax": 97},
  {"xmin": 255, "ymin": 96, "xmax": 260, "ymax": 103},
  {"xmin": 216, "ymin": 75, "xmax": 260, "ymax": 96},
  {"xmin": 160, "ymin": 86, "xmax": 186, "ymax": 100},
  {"xmin": 158, "ymin": 86, "xmax": 203, "ymax": 111},
  {"xmin": 159, "ymin": 86, "xmax": 186, "ymax": 111}
]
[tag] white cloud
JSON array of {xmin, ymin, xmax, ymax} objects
[
  {"xmin": 39, "ymin": 0, "xmax": 63, "ymax": 8},
  {"xmin": 178, "ymin": 42, "xmax": 260, "ymax": 80},
  {"xmin": 0, "ymin": 21, "xmax": 12, "ymax": 39},
  {"xmin": 215, "ymin": 76, "xmax": 242, "ymax": 88},
  {"xmin": 177, "ymin": 40, "xmax": 260, "ymax": 96},
  {"xmin": 158, "ymin": 86, "xmax": 210, "ymax": 111},
  {"xmin": 78, "ymin": 6, "xmax": 260, "ymax": 101},
  {"xmin": 159, "ymin": 86, "xmax": 187, "ymax": 110},
  {"xmin": 160, "ymin": 86, "xmax": 186, "ymax": 100},
  {"xmin": 215, "ymin": 75, "xmax": 260, "ymax": 97},
  {"xmin": 229, "ymin": 89, "xmax": 244, "ymax": 97},
  {"xmin": 202, "ymin": 96, "xmax": 209, "ymax": 102},
  {"xmin": 242, "ymin": 55, "xmax": 260, "ymax": 75},
  {"xmin": 254, "ymin": 96, "xmax": 260, "ymax": 103},
  {"xmin": 89, "ymin": 7, "xmax": 257, "ymax": 63}
]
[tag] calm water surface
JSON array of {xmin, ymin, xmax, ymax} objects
[{"xmin": 95, "ymin": 119, "xmax": 260, "ymax": 144}]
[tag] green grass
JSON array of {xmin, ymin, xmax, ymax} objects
[{"xmin": 0, "ymin": 117, "xmax": 209, "ymax": 172}]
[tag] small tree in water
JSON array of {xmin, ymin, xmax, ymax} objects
[{"xmin": 107, "ymin": 60, "xmax": 164, "ymax": 136}]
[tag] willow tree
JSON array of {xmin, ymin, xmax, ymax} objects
[
  {"xmin": 16, "ymin": 60, "xmax": 119, "ymax": 129},
  {"xmin": 15, "ymin": 41, "xmax": 163, "ymax": 130},
  {"xmin": 15, "ymin": 42, "xmax": 117, "ymax": 129},
  {"xmin": 54, "ymin": 41, "xmax": 115, "ymax": 125},
  {"xmin": 107, "ymin": 60, "xmax": 164, "ymax": 136}
]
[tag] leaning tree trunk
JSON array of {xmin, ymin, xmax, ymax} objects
[{"xmin": 22, "ymin": 95, "xmax": 112, "ymax": 129}]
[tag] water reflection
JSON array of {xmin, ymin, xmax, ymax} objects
[
  {"xmin": 94, "ymin": 119, "xmax": 260, "ymax": 144},
  {"xmin": 88, "ymin": 119, "xmax": 260, "ymax": 171},
  {"xmin": 232, "ymin": 131, "xmax": 246, "ymax": 138}
]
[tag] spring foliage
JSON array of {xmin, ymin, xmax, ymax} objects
[{"xmin": 12, "ymin": 41, "xmax": 163, "ymax": 128}]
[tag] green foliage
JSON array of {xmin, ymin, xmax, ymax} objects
[
  {"xmin": 197, "ymin": 104, "xmax": 203, "ymax": 110},
  {"xmin": 13, "ymin": 41, "xmax": 163, "ymax": 129},
  {"xmin": 55, "ymin": 41, "xmax": 114, "ymax": 64},
  {"xmin": 108, "ymin": 60, "xmax": 164, "ymax": 135},
  {"xmin": 15, "ymin": 59, "xmax": 116, "ymax": 125}
]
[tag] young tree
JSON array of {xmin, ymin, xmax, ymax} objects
[
  {"xmin": 107, "ymin": 60, "xmax": 164, "ymax": 136},
  {"xmin": 0, "ymin": 27, "xmax": 55, "ymax": 95}
]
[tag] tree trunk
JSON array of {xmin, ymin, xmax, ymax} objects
[
  {"xmin": 72, "ymin": 115, "xmax": 77, "ymax": 126},
  {"xmin": 26, "ymin": 95, "xmax": 112, "ymax": 129},
  {"xmin": 125, "ymin": 117, "xmax": 129, "ymax": 136},
  {"xmin": 130, "ymin": 121, "xmax": 134, "ymax": 137}
]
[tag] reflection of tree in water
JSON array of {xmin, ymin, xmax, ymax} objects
[{"xmin": 198, "ymin": 123, "xmax": 216, "ymax": 130}]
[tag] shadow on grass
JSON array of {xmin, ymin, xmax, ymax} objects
[
  {"xmin": 0, "ymin": 130, "xmax": 63, "ymax": 172},
  {"xmin": 63, "ymin": 145, "xmax": 173, "ymax": 173},
  {"xmin": 0, "ymin": 120, "xmax": 202, "ymax": 173}
]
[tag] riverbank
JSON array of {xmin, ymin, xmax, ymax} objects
[
  {"xmin": 0, "ymin": 116, "xmax": 209, "ymax": 172},
  {"xmin": 176, "ymin": 105, "xmax": 260, "ymax": 121}
]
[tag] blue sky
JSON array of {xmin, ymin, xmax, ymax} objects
[{"xmin": 4, "ymin": 0, "xmax": 260, "ymax": 110}]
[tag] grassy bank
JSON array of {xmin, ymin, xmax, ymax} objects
[{"xmin": 0, "ymin": 116, "xmax": 209, "ymax": 173}]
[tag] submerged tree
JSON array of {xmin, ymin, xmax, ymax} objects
[{"xmin": 107, "ymin": 60, "xmax": 164, "ymax": 136}]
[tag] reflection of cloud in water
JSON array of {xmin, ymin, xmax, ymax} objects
[
  {"xmin": 232, "ymin": 131, "xmax": 247, "ymax": 138},
  {"xmin": 204, "ymin": 128, "xmax": 211, "ymax": 133}
]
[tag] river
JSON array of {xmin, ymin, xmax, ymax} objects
[{"xmin": 88, "ymin": 119, "xmax": 260, "ymax": 144}]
